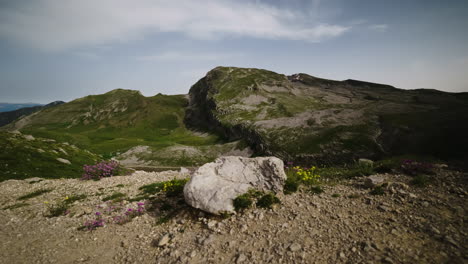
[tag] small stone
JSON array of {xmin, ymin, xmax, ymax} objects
[
  {"xmin": 24, "ymin": 135, "xmax": 35, "ymax": 141},
  {"xmin": 378, "ymin": 205, "xmax": 391, "ymax": 212},
  {"xmin": 289, "ymin": 243, "xmax": 302, "ymax": 252},
  {"xmin": 228, "ymin": 241, "xmax": 237, "ymax": 248},
  {"xmin": 25, "ymin": 177, "xmax": 43, "ymax": 183},
  {"xmin": 364, "ymin": 175, "xmax": 385, "ymax": 188},
  {"xmin": 189, "ymin": 251, "xmax": 197, "ymax": 258},
  {"xmin": 358, "ymin": 158, "xmax": 374, "ymax": 167},
  {"xmin": 430, "ymin": 226, "xmax": 440, "ymax": 235},
  {"xmin": 422, "ymin": 201, "xmax": 430, "ymax": 207},
  {"xmin": 339, "ymin": 252, "xmax": 346, "ymax": 259},
  {"xmin": 444, "ymin": 236, "xmax": 459, "ymax": 247},
  {"xmin": 202, "ymin": 234, "xmax": 215, "ymax": 246},
  {"xmin": 240, "ymin": 224, "xmax": 248, "ymax": 232},
  {"xmin": 236, "ymin": 253, "xmax": 247, "ymax": 263},
  {"xmin": 258, "ymin": 212, "xmax": 264, "ymax": 220},
  {"xmin": 157, "ymin": 234, "xmax": 170, "ymax": 247},
  {"xmin": 382, "ymin": 257, "xmax": 394, "ymax": 264},
  {"xmin": 351, "ymin": 247, "xmax": 357, "ymax": 253},
  {"xmin": 180, "ymin": 167, "xmax": 190, "ymax": 174},
  {"xmin": 207, "ymin": 220, "xmax": 217, "ymax": 229},
  {"xmin": 56, "ymin": 158, "xmax": 71, "ymax": 165}
]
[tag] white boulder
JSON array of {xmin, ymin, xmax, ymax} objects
[{"xmin": 184, "ymin": 156, "xmax": 286, "ymax": 215}]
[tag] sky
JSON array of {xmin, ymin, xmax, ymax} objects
[{"xmin": 0, "ymin": 0, "xmax": 467, "ymax": 103}]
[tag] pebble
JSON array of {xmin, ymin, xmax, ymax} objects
[
  {"xmin": 289, "ymin": 243, "xmax": 302, "ymax": 252},
  {"xmin": 158, "ymin": 234, "xmax": 171, "ymax": 247},
  {"xmin": 236, "ymin": 253, "xmax": 247, "ymax": 263}
]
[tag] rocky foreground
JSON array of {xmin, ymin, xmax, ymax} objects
[{"xmin": 0, "ymin": 169, "xmax": 466, "ymax": 264}]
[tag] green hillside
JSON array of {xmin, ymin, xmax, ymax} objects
[
  {"xmin": 7, "ymin": 89, "xmax": 221, "ymax": 157},
  {"xmin": 0, "ymin": 131, "xmax": 99, "ymax": 181}
]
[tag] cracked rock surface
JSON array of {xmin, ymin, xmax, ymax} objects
[{"xmin": 184, "ymin": 156, "xmax": 287, "ymax": 214}]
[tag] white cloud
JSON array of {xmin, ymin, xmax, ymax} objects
[
  {"xmin": 369, "ymin": 24, "xmax": 388, "ymax": 32},
  {"xmin": 0, "ymin": 0, "xmax": 350, "ymax": 51}
]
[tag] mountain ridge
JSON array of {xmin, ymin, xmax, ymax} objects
[
  {"xmin": 2, "ymin": 66, "xmax": 467, "ymax": 179},
  {"xmin": 0, "ymin": 101, "xmax": 65, "ymax": 127},
  {"xmin": 185, "ymin": 66, "xmax": 468, "ymax": 165}
]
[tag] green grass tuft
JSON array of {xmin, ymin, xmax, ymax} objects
[
  {"xmin": 309, "ymin": 186, "xmax": 324, "ymax": 195},
  {"xmin": 102, "ymin": 192, "xmax": 127, "ymax": 202},
  {"xmin": 17, "ymin": 189, "xmax": 52, "ymax": 200},
  {"xmin": 233, "ymin": 193, "xmax": 253, "ymax": 212},
  {"xmin": 256, "ymin": 193, "xmax": 280, "ymax": 208},
  {"xmin": 3, "ymin": 202, "xmax": 29, "ymax": 210}
]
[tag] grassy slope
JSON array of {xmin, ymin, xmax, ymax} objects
[
  {"xmin": 201, "ymin": 67, "xmax": 372, "ymax": 159},
  {"xmin": 0, "ymin": 132, "xmax": 99, "ymax": 181},
  {"xmin": 194, "ymin": 67, "xmax": 468, "ymax": 164},
  {"xmin": 13, "ymin": 89, "xmax": 221, "ymax": 157}
]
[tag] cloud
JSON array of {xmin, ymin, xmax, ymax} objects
[
  {"xmin": 0, "ymin": 0, "xmax": 350, "ymax": 51},
  {"xmin": 135, "ymin": 51, "xmax": 243, "ymax": 62},
  {"xmin": 369, "ymin": 24, "xmax": 388, "ymax": 32}
]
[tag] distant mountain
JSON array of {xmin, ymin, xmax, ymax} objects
[
  {"xmin": 0, "ymin": 101, "xmax": 65, "ymax": 127},
  {"xmin": 185, "ymin": 67, "xmax": 468, "ymax": 164},
  {"xmin": 0, "ymin": 103, "xmax": 43, "ymax": 112}
]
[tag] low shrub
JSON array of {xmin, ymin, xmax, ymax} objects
[
  {"xmin": 81, "ymin": 202, "xmax": 147, "ymax": 230},
  {"xmin": 81, "ymin": 160, "xmax": 121, "ymax": 180},
  {"xmin": 309, "ymin": 185, "xmax": 324, "ymax": 195},
  {"xmin": 83, "ymin": 218, "xmax": 105, "ymax": 231},
  {"xmin": 233, "ymin": 193, "xmax": 252, "ymax": 212},
  {"xmin": 45, "ymin": 194, "xmax": 87, "ymax": 217},
  {"xmin": 256, "ymin": 193, "xmax": 280, "ymax": 209},
  {"xmin": 64, "ymin": 194, "xmax": 87, "ymax": 204},
  {"xmin": 139, "ymin": 178, "xmax": 188, "ymax": 197},
  {"xmin": 284, "ymin": 179, "xmax": 299, "ymax": 194},
  {"xmin": 401, "ymin": 160, "xmax": 435, "ymax": 176},
  {"xmin": 284, "ymin": 163, "xmax": 321, "ymax": 194},
  {"xmin": 294, "ymin": 166, "xmax": 321, "ymax": 185},
  {"xmin": 47, "ymin": 202, "xmax": 69, "ymax": 217},
  {"xmin": 102, "ymin": 192, "xmax": 127, "ymax": 202},
  {"xmin": 411, "ymin": 174, "xmax": 431, "ymax": 187},
  {"xmin": 370, "ymin": 186, "xmax": 385, "ymax": 195},
  {"xmin": 234, "ymin": 189, "xmax": 281, "ymax": 212},
  {"xmin": 316, "ymin": 162, "xmax": 374, "ymax": 180}
]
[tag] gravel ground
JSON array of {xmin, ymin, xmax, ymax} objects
[{"xmin": 0, "ymin": 169, "xmax": 466, "ymax": 264}]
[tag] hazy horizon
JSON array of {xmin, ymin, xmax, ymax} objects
[{"xmin": 1, "ymin": 0, "xmax": 467, "ymax": 104}]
